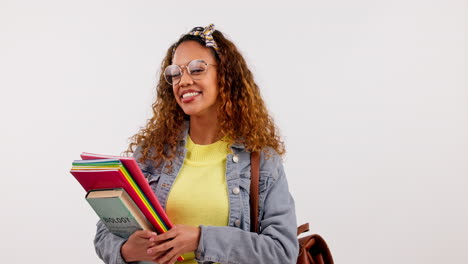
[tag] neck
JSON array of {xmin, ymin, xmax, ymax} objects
[{"xmin": 189, "ymin": 114, "xmax": 220, "ymax": 145}]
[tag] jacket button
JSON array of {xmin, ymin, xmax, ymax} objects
[
  {"xmin": 232, "ymin": 187, "xmax": 240, "ymax": 194},
  {"xmin": 232, "ymin": 155, "xmax": 239, "ymax": 163},
  {"xmin": 234, "ymin": 219, "xmax": 241, "ymax": 227}
]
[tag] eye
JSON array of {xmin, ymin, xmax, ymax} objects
[
  {"xmin": 190, "ymin": 68, "xmax": 205, "ymax": 75},
  {"xmin": 164, "ymin": 64, "xmax": 184, "ymax": 85},
  {"xmin": 172, "ymin": 72, "xmax": 182, "ymax": 78},
  {"xmin": 168, "ymin": 67, "xmax": 182, "ymax": 79},
  {"xmin": 188, "ymin": 59, "xmax": 208, "ymax": 75}
]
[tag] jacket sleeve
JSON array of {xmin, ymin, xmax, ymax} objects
[
  {"xmin": 94, "ymin": 220, "xmax": 130, "ymax": 264},
  {"xmin": 195, "ymin": 163, "xmax": 299, "ymax": 264}
]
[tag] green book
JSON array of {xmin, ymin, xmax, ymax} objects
[{"xmin": 86, "ymin": 188, "xmax": 154, "ymax": 238}]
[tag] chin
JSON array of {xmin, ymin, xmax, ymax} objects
[{"xmin": 181, "ymin": 107, "xmax": 200, "ymax": 116}]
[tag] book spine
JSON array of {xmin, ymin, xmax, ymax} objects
[{"xmin": 120, "ymin": 159, "xmax": 173, "ymax": 229}]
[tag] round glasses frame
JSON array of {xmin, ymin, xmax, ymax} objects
[{"xmin": 164, "ymin": 59, "xmax": 217, "ymax": 85}]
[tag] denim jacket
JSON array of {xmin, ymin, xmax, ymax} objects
[{"xmin": 94, "ymin": 124, "xmax": 299, "ymax": 264}]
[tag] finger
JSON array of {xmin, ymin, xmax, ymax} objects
[
  {"xmin": 136, "ymin": 230, "xmax": 157, "ymax": 239},
  {"xmin": 156, "ymin": 247, "xmax": 178, "ymax": 264},
  {"xmin": 151, "ymin": 249, "xmax": 170, "ymax": 262},
  {"xmin": 167, "ymin": 253, "xmax": 180, "ymax": 264},
  {"xmin": 147, "ymin": 239, "xmax": 175, "ymax": 255},
  {"xmin": 151, "ymin": 229, "xmax": 176, "ymax": 243}
]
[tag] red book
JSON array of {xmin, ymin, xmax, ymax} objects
[
  {"xmin": 70, "ymin": 168, "xmax": 168, "ymax": 234},
  {"xmin": 80, "ymin": 152, "xmax": 173, "ymax": 230}
]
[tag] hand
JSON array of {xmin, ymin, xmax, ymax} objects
[
  {"xmin": 121, "ymin": 230, "xmax": 158, "ymax": 262},
  {"xmin": 146, "ymin": 225, "xmax": 201, "ymax": 264}
]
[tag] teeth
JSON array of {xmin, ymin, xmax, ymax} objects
[{"xmin": 182, "ymin": 92, "xmax": 200, "ymax": 99}]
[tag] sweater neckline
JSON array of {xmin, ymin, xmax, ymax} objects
[{"xmin": 185, "ymin": 135, "xmax": 230, "ymax": 164}]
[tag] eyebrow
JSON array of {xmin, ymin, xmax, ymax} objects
[{"xmin": 173, "ymin": 58, "xmax": 211, "ymax": 66}]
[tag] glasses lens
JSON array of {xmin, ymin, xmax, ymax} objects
[
  {"xmin": 188, "ymin": 60, "xmax": 208, "ymax": 78},
  {"xmin": 164, "ymin": 65, "xmax": 182, "ymax": 85}
]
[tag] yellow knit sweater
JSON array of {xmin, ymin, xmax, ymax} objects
[{"xmin": 166, "ymin": 136, "xmax": 230, "ymax": 263}]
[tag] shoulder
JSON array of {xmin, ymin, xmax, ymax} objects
[
  {"xmin": 257, "ymin": 147, "xmax": 285, "ymax": 182},
  {"xmin": 132, "ymin": 145, "xmax": 163, "ymax": 176}
]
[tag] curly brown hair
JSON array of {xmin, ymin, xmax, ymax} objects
[{"xmin": 127, "ymin": 27, "xmax": 285, "ymax": 167}]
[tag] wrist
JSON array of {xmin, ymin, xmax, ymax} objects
[{"xmin": 120, "ymin": 241, "xmax": 133, "ymax": 262}]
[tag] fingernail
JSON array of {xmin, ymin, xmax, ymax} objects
[
  {"xmin": 147, "ymin": 249, "xmax": 152, "ymax": 254},
  {"xmin": 149, "ymin": 237, "xmax": 154, "ymax": 242},
  {"xmin": 152, "ymin": 232, "xmax": 157, "ymax": 236}
]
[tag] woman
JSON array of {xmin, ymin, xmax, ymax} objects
[{"xmin": 94, "ymin": 24, "xmax": 299, "ymax": 264}]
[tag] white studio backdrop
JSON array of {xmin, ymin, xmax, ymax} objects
[{"xmin": 0, "ymin": 0, "xmax": 466, "ymax": 263}]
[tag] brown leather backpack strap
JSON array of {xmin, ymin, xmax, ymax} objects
[
  {"xmin": 250, "ymin": 151, "xmax": 260, "ymax": 233},
  {"xmin": 297, "ymin": 223, "xmax": 310, "ymax": 236}
]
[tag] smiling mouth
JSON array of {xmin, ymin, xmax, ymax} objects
[{"xmin": 181, "ymin": 91, "xmax": 202, "ymax": 99}]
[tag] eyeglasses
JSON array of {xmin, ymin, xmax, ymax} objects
[{"xmin": 164, "ymin": 59, "xmax": 216, "ymax": 85}]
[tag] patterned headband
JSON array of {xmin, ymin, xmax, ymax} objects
[{"xmin": 173, "ymin": 24, "xmax": 220, "ymax": 56}]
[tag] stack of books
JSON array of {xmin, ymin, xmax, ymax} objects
[{"xmin": 70, "ymin": 152, "xmax": 183, "ymax": 261}]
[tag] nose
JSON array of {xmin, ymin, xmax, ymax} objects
[{"xmin": 178, "ymin": 67, "xmax": 194, "ymax": 87}]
